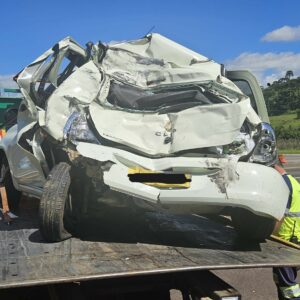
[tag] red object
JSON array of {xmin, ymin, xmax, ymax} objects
[
  {"xmin": 274, "ymin": 164, "xmax": 286, "ymax": 175},
  {"xmin": 0, "ymin": 129, "xmax": 6, "ymax": 139},
  {"xmin": 278, "ymin": 154, "xmax": 288, "ymax": 164}
]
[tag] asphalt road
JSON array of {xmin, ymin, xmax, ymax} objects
[
  {"xmin": 214, "ymin": 154, "xmax": 300, "ymax": 300},
  {"xmin": 285, "ymin": 154, "xmax": 300, "ymax": 180}
]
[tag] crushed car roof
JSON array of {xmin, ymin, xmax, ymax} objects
[{"xmin": 16, "ymin": 33, "xmax": 259, "ymax": 154}]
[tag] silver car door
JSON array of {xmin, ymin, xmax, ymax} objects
[{"xmin": 6, "ymin": 38, "xmax": 86, "ymax": 191}]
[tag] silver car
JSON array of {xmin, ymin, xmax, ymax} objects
[{"xmin": 0, "ymin": 34, "xmax": 288, "ymax": 242}]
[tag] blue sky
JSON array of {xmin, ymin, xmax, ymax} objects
[{"xmin": 1, "ymin": 0, "xmax": 300, "ymax": 86}]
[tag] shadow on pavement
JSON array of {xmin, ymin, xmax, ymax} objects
[
  {"xmin": 71, "ymin": 206, "xmax": 262, "ymax": 251},
  {"xmin": 0, "ymin": 196, "xmax": 262, "ymax": 251}
]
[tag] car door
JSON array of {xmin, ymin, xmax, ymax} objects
[{"xmin": 226, "ymin": 70, "xmax": 269, "ymax": 123}]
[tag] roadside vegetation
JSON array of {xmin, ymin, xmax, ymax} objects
[
  {"xmin": 263, "ymin": 71, "xmax": 300, "ymax": 154},
  {"xmin": 269, "ymin": 113, "xmax": 300, "ymax": 153}
]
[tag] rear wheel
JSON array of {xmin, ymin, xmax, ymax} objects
[
  {"xmin": 39, "ymin": 162, "xmax": 73, "ymax": 242},
  {"xmin": 0, "ymin": 156, "xmax": 21, "ymax": 212},
  {"xmin": 231, "ymin": 208, "xmax": 276, "ymax": 241}
]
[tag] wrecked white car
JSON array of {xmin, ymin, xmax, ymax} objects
[{"xmin": 0, "ymin": 33, "xmax": 289, "ymax": 242}]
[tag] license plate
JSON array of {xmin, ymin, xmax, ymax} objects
[{"xmin": 128, "ymin": 167, "xmax": 191, "ymax": 188}]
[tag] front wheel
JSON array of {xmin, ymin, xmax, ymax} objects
[
  {"xmin": 39, "ymin": 162, "xmax": 73, "ymax": 242},
  {"xmin": 231, "ymin": 208, "xmax": 276, "ymax": 241}
]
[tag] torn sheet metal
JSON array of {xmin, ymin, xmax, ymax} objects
[
  {"xmin": 103, "ymin": 34, "xmax": 246, "ymax": 96},
  {"xmin": 5, "ymin": 126, "xmax": 46, "ymax": 189},
  {"xmin": 76, "ymin": 142, "xmax": 239, "ymax": 172},
  {"xmin": 45, "ymin": 61, "xmax": 102, "ymax": 140},
  {"xmin": 16, "ymin": 33, "xmax": 256, "ymax": 151},
  {"xmin": 104, "ymin": 33, "xmax": 222, "ymax": 87},
  {"xmin": 18, "ymin": 37, "xmax": 85, "ymax": 85},
  {"xmin": 110, "ymin": 33, "xmax": 210, "ymax": 65}
]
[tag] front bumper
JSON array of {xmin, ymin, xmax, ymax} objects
[{"xmin": 77, "ymin": 143, "xmax": 289, "ymax": 220}]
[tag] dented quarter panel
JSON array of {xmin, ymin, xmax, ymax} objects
[{"xmin": 0, "ymin": 124, "xmax": 46, "ymax": 192}]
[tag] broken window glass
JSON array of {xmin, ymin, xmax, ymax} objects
[{"xmin": 29, "ymin": 49, "xmax": 85, "ymax": 108}]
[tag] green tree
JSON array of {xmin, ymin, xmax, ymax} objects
[
  {"xmin": 285, "ymin": 70, "xmax": 294, "ymax": 80},
  {"xmin": 271, "ymin": 90, "xmax": 289, "ymax": 115},
  {"xmin": 263, "ymin": 75, "xmax": 300, "ymax": 116}
]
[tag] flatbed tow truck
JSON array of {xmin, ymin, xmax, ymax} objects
[{"xmin": 0, "ymin": 197, "xmax": 299, "ymax": 300}]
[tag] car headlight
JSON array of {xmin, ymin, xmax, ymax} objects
[
  {"xmin": 63, "ymin": 112, "xmax": 99, "ymax": 145},
  {"xmin": 250, "ymin": 122, "xmax": 277, "ymax": 165}
]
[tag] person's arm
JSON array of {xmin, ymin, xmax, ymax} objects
[
  {"xmin": 273, "ymin": 219, "xmax": 284, "ymax": 235},
  {"xmin": 273, "ymin": 174, "xmax": 293, "ymax": 235}
]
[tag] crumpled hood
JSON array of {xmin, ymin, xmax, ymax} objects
[
  {"xmin": 87, "ymin": 33, "xmax": 257, "ymax": 155},
  {"xmin": 89, "ymin": 98, "xmax": 252, "ymax": 155},
  {"xmin": 15, "ymin": 33, "xmax": 260, "ymax": 155}
]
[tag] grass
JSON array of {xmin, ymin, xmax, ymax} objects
[
  {"xmin": 276, "ymin": 138, "xmax": 300, "ymax": 150},
  {"xmin": 270, "ymin": 112, "xmax": 300, "ymax": 128},
  {"xmin": 270, "ymin": 112, "xmax": 300, "ymax": 153},
  {"xmin": 278, "ymin": 149, "xmax": 300, "ymax": 154}
]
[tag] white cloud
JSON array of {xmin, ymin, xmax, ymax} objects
[
  {"xmin": 226, "ymin": 52, "xmax": 300, "ymax": 85},
  {"xmin": 262, "ymin": 25, "xmax": 300, "ymax": 42},
  {"xmin": 0, "ymin": 75, "xmax": 18, "ymax": 89}
]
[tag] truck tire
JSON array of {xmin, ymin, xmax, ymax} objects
[
  {"xmin": 39, "ymin": 162, "xmax": 72, "ymax": 242},
  {"xmin": 231, "ymin": 208, "xmax": 276, "ymax": 241},
  {"xmin": 0, "ymin": 156, "xmax": 21, "ymax": 212}
]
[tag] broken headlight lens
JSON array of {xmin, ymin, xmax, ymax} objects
[
  {"xmin": 63, "ymin": 112, "xmax": 99, "ymax": 145},
  {"xmin": 250, "ymin": 123, "xmax": 277, "ymax": 165}
]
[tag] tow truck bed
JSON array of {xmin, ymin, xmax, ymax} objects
[{"xmin": 0, "ymin": 198, "xmax": 299, "ymax": 290}]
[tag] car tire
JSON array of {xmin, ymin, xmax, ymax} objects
[
  {"xmin": 0, "ymin": 156, "xmax": 21, "ymax": 212},
  {"xmin": 231, "ymin": 208, "xmax": 276, "ymax": 241},
  {"xmin": 39, "ymin": 162, "xmax": 72, "ymax": 242}
]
